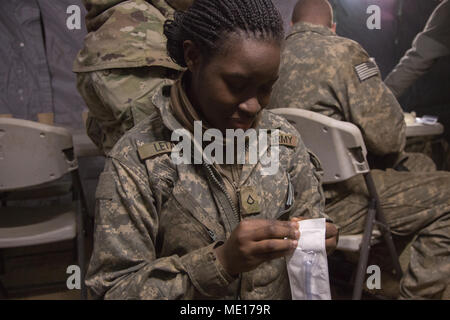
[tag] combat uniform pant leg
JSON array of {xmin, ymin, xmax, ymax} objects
[
  {"xmin": 406, "ymin": 136, "xmax": 450, "ymax": 171},
  {"xmin": 403, "ymin": 152, "xmax": 437, "ymax": 172},
  {"xmin": 325, "ymin": 169, "xmax": 450, "ymax": 299},
  {"xmin": 76, "ymin": 67, "xmax": 177, "ymax": 154}
]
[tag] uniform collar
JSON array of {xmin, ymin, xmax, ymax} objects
[
  {"xmin": 152, "ymin": 81, "xmax": 278, "ymax": 134},
  {"xmin": 287, "ymin": 22, "xmax": 335, "ymax": 39}
]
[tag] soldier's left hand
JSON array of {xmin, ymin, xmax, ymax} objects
[{"xmin": 290, "ymin": 217, "xmax": 339, "ymax": 255}]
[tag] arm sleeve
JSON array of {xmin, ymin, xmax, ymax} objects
[
  {"xmin": 384, "ymin": 0, "xmax": 450, "ymax": 97},
  {"xmin": 286, "ymin": 134, "xmax": 331, "ymax": 223},
  {"xmin": 336, "ymin": 44, "xmax": 406, "ymax": 157},
  {"xmin": 86, "ymin": 157, "xmax": 234, "ymax": 299}
]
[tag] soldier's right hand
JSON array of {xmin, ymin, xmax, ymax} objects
[{"xmin": 214, "ymin": 219, "xmax": 299, "ymax": 276}]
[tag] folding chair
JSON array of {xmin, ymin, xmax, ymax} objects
[
  {"xmin": 272, "ymin": 108, "xmax": 403, "ymax": 300},
  {"xmin": 0, "ymin": 118, "xmax": 87, "ymax": 299}
]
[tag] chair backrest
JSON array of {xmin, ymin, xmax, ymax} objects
[
  {"xmin": 0, "ymin": 118, "xmax": 77, "ymax": 191},
  {"xmin": 271, "ymin": 108, "xmax": 369, "ymax": 184}
]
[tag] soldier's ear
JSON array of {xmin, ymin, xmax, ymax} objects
[
  {"xmin": 183, "ymin": 40, "xmax": 202, "ymax": 72},
  {"xmin": 331, "ymin": 23, "xmax": 337, "ymax": 33}
]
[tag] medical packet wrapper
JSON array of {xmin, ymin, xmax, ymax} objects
[{"xmin": 286, "ymin": 218, "xmax": 331, "ymax": 300}]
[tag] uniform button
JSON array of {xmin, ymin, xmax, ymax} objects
[{"xmin": 19, "ymin": 42, "xmax": 25, "ymax": 47}]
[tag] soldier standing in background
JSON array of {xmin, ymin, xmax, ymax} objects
[
  {"xmin": 74, "ymin": 1, "xmax": 192, "ymax": 154},
  {"xmin": 269, "ymin": 0, "xmax": 450, "ymax": 299}
]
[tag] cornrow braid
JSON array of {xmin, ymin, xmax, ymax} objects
[{"xmin": 164, "ymin": 0, "xmax": 284, "ymax": 67}]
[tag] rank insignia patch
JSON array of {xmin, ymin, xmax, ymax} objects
[{"xmin": 240, "ymin": 186, "xmax": 261, "ymax": 215}]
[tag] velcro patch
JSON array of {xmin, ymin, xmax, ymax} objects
[
  {"xmin": 138, "ymin": 141, "xmax": 174, "ymax": 160},
  {"xmin": 279, "ymin": 133, "xmax": 298, "ymax": 148},
  {"xmin": 354, "ymin": 60, "xmax": 379, "ymax": 82}
]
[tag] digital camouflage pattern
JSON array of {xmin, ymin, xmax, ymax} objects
[
  {"xmin": 269, "ymin": 22, "xmax": 450, "ymax": 299},
  {"xmin": 74, "ymin": 0, "xmax": 186, "ymax": 154},
  {"xmin": 86, "ymin": 83, "xmax": 331, "ymax": 299},
  {"xmin": 326, "ymin": 169, "xmax": 450, "ymax": 299},
  {"xmin": 269, "ymin": 22, "xmax": 406, "ymax": 159}
]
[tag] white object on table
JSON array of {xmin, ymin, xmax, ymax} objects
[{"xmin": 404, "ymin": 113, "xmax": 444, "ymax": 137}]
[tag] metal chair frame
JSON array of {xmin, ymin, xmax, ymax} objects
[{"xmin": 272, "ymin": 108, "xmax": 403, "ymax": 299}]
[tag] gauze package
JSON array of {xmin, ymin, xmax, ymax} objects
[{"xmin": 286, "ymin": 218, "xmax": 331, "ymax": 300}]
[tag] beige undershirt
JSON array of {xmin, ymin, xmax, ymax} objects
[{"xmin": 170, "ymin": 73, "xmax": 243, "ymax": 212}]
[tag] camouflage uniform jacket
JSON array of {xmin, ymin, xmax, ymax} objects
[
  {"xmin": 87, "ymin": 85, "xmax": 330, "ymax": 299},
  {"xmin": 269, "ymin": 22, "xmax": 406, "ymax": 159},
  {"xmin": 73, "ymin": 0, "xmax": 184, "ymax": 73}
]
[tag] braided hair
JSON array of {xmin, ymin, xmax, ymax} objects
[{"xmin": 164, "ymin": 0, "xmax": 285, "ymax": 67}]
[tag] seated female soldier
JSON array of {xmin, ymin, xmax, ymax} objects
[{"xmin": 86, "ymin": 0, "xmax": 338, "ymax": 299}]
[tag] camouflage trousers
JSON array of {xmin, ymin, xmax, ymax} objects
[
  {"xmin": 406, "ymin": 136, "xmax": 450, "ymax": 171},
  {"xmin": 325, "ymin": 169, "xmax": 450, "ymax": 299},
  {"xmin": 403, "ymin": 152, "xmax": 437, "ymax": 172},
  {"xmin": 76, "ymin": 67, "xmax": 179, "ymax": 155}
]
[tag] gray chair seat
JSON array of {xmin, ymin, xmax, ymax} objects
[
  {"xmin": 0, "ymin": 204, "xmax": 76, "ymax": 248},
  {"xmin": 0, "ymin": 118, "xmax": 87, "ymax": 299}
]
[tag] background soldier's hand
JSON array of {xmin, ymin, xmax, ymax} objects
[
  {"xmin": 214, "ymin": 219, "xmax": 299, "ymax": 276},
  {"xmin": 291, "ymin": 217, "xmax": 339, "ymax": 255}
]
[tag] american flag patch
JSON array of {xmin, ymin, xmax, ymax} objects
[{"xmin": 354, "ymin": 60, "xmax": 379, "ymax": 82}]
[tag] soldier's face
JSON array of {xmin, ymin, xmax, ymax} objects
[{"xmin": 184, "ymin": 34, "xmax": 281, "ymax": 132}]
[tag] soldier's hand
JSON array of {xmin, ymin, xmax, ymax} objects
[
  {"xmin": 214, "ymin": 219, "xmax": 299, "ymax": 276},
  {"xmin": 291, "ymin": 217, "xmax": 339, "ymax": 255}
]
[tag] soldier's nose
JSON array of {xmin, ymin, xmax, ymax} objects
[{"xmin": 238, "ymin": 97, "xmax": 261, "ymax": 117}]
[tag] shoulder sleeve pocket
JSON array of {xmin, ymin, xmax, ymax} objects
[{"xmin": 95, "ymin": 172, "xmax": 115, "ymax": 200}]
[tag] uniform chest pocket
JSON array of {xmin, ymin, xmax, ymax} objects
[
  {"xmin": 258, "ymin": 166, "xmax": 294, "ymax": 221},
  {"xmin": 157, "ymin": 192, "xmax": 220, "ymax": 257},
  {"xmin": 275, "ymin": 172, "xmax": 295, "ymax": 221}
]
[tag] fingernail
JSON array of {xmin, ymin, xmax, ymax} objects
[
  {"xmin": 290, "ymin": 222, "xmax": 298, "ymax": 228},
  {"xmin": 291, "ymin": 240, "xmax": 298, "ymax": 248},
  {"xmin": 294, "ymin": 230, "xmax": 300, "ymax": 239}
]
